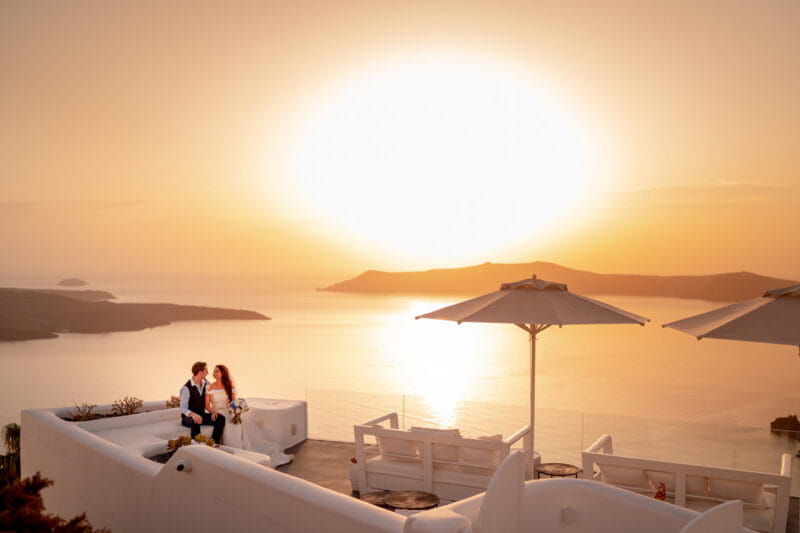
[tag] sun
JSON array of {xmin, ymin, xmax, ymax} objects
[{"xmin": 280, "ymin": 54, "xmax": 599, "ymax": 265}]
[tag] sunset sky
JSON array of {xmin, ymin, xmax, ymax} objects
[{"xmin": 2, "ymin": 1, "xmax": 799, "ymax": 283}]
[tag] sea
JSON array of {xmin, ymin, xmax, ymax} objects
[{"xmin": 2, "ymin": 278, "xmax": 799, "ymax": 495}]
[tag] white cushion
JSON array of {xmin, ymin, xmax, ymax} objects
[
  {"xmin": 743, "ymin": 491, "xmax": 775, "ymax": 532},
  {"xmin": 597, "ymin": 464, "xmax": 650, "ymax": 489},
  {"xmin": 367, "ymin": 456, "xmax": 424, "ymax": 477},
  {"xmin": 457, "ymin": 434, "xmax": 502, "ymax": 474},
  {"xmin": 687, "ymin": 498, "xmax": 773, "ymax": 533},
  {"xmin": 743, "ymin": 508, "xmax": 774, "ymax": 532},
  {"xmin": 708, "ymin": 478, "xmax": 765, "ymax": 505},
  {"xmin": 686, "ymin": 500, "xmax": 716, "ymax": 513},
  {"xmin": 433, "ymin": 466, "xmax": 494, "ymax": 488},
  {"xmin": 376, "ymin": 435, "xmax": 419, "ymax": 462},
  {"xmin": 687, "ymin": 475, "xmax": 709, "ymax": 497},
  {"xmin": 410, "ymin": 427, "xmax": 461, "ymax": 463}
]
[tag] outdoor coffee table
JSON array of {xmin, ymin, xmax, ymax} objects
[
  {"xmin": 384, "ymin": 490, "xmax": 440, "ymax": 510},
  {"xmin": 535, "ymin": 462, "xmax": 582, "ymax": 479},
  {"xmin": 360, "ymin": 490, "xmax": 391, "ymax": 507}
]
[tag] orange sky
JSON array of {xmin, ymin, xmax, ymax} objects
[{"xmin": 1, "ymin": 1, "xmax": 799, "ymax": 283}]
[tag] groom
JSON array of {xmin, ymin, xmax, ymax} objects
[{"xmin": 179, "ymin": 361, "xmax": 225, "ymax": 443}]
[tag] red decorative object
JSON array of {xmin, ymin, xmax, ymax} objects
[
  {"xmin": 654, "ymin": 482, "xmax": 667, "ymax": 501},
  {"xmin": 350, "ymin": 457, "xmax": 357, "ymax": 464}
]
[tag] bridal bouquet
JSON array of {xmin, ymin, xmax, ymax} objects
[{"xmin": 229, "ymin": 398, "xmax": 249, "ymax": 424}]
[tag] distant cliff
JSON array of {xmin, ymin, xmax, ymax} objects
[
  {"xmin": 31, "ymin": 288, "xmax": 116, "ymax": 302},
  {"xmin": 319, "ymin": 261, "xmax": 797, "ymax": 302},
  {"xmin": 0, "ymin": 288, "xmax": 269, "ymax": 342}
]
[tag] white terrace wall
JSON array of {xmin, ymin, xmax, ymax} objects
[
  {"xmin": 428, "ymin": 478, "xmax": 750, "ymax": 533},
  {"xmin": 147, "ymin": 445, "xmax": 405, "ymax": 532},
  {"xmin": 21, "ymin": 408, "xmax": 404, "ymax": 533},
  {"xmin": 21, "ymin": 408, "xmax": 161, "ymax": 529},
  {"xmin": 519, "ymin": 479, "xmax": 703, "ymax": 533}
]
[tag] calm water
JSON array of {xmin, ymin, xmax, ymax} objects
[{"xmin": 3, "ymin": 280, "xmax": 799, "ymax": 493}]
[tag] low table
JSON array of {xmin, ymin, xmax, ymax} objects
[
  {"xmin": 384, "ymin": 490, "xmax": 440, "ymax": 511},
  {"xmin": 360, "ymin": 490, "xmax": 392, "ymax": 508},
  {"xmin": 535, "ymin": 462, "xmax": 582, "ymax": 479}
]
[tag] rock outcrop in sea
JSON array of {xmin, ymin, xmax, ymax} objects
[{"xmin": 57, "ymin": 278, "xmax": 88, "ymax": 287}]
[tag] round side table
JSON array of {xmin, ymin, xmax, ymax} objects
[
  {"xmin": 384, "ymin": 490, "xmax": 440, "ymax": 510},
  {"xmin": 535, "ymin": 462, "xmax": 582, "ymax": 479}
]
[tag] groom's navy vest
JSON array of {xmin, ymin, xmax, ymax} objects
[{"xmin": 183, "ymin": 379, "xmax": 206, "ymax": 416}]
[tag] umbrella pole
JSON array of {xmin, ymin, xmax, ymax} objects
[{"xmin": 530, "ymin": 326, "xmax": 536, "ymax": 476}]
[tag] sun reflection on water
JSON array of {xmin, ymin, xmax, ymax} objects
[{"xmin": 373, "ymin": 299, "xmax": 516, "ymax": 429}]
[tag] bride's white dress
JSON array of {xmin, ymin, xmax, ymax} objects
[{"xmin": 207, "ymin": 388, "xmax": 292, "ymax": 467}]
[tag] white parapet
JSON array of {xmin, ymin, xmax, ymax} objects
[
  {"xmin": 21, "ymin": 402, "xmax": 403, "ymax": 533},
  {"xmin": 21, "ymin": 403, "xmax": 759, "ymax": 533}
]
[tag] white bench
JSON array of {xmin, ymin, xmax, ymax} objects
[
  {"xmin": 581, "ymin": 434, "xmax": 792, "ymax": 533},
  {"xmin": 74, "ymin": 401, "xmax": 302, "ymax": 470},
  {"xmin": 354, "ymin": 412, "xmax": 536, "ymax": 501}
]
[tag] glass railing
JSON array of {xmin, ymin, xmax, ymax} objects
[{"xmin": 304, "ymin": 389, "xmax": 800, "ymax": 497}]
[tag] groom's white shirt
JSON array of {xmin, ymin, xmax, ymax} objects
[{"xmin": 179, "ymin": 378, "xmax": 207, "ymax": 417}]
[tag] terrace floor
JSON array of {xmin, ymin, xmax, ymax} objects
[
  {"xmin": 278, "ymin": 439, "xmax": 800, "ymax": 532},
  {"xmin": 278, "ymin": 439, "xmax": 357, "ymax": 497}
]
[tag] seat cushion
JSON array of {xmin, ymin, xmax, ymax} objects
[
  {"xmin": 411, "ymin": 427, "xmax": 460, "ymax": 463},
  {"xmin": 457, "ymin": 435, "xmax": 502, "ymax": 474},
  {"xmin": 686, "ymin": 475, "xmax": 709, "ymax": 497},
  {"xmin": 645, "ymin": 471, "xmax": 709, "ymax": 498},
  {"xmin": 366, "ymin": 454, "xmax": 493, "ymax": 489},
  {"xmin": 708, "ymin": 478, "xmax": 765, "ymax": 505},
  {"xmin": 597, "ymin": 464, "xmax": 651, "ymax": 490},
  {"xmin": 367, "ymin": 456, "xmax": 423, "ymax": 477},
  {"xmin": 742, "ymin": 491, "xmax": 776, "ymax": 533},
  {"xmin": 376, "ymin": 435, "xmax": 419, "ymax": 462},
  {"xmin": 433, "ymin": 465, "xmax": 492, "ymax": 489},
  {"xmin": 687, "ymin": 495, "xmax": 774, "ymax": 533}
]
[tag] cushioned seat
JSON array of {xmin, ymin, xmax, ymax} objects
[
  {"xmin": 356, "ymin": 413, "xmax": 532, "ymax": 500},
  {"xmin": 93, "ymin": 420, "xmax": 213, "ymax": 448},
  {"xmin": 150, "ymin": 420, "xmax": 214, "ymax": 441},
  {"xmin": 432, "ymin": 466, "xmax": 493, "ymax": 489},
  {"xmin": 583, "ymin": 435, "xmax": 792, "ymax": 533},
  {"xmin": 367, "ymin": 456, "xmax": 424, "ymax": 478}
]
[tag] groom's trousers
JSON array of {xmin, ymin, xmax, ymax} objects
[{"xmin": 181, "ymin": 412, "xmax": 226, "ymax": 444}]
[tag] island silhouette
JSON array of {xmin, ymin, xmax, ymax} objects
[
  {"xmin": 57, "ymin": 278, "xmax": 88, "ymax": 287},
  {"xmin": 0, "ymin": 288, "xmax": 269, "ymax": 342},
  {"xmin": 320, "ymin": 261, "xmax": 797, "ymax": 301}
]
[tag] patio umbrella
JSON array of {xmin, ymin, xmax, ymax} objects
[
  {"xmin": 415, "ymin": 276, "xmax": 649, "ymax": 470},
  {"xmin": 663, "ymin": 283, "xmax": 800, "ymax": 355}
]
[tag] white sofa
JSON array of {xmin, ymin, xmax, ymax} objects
[
  {"xmin": 581, "ymin": 434, "xmax": 792, "ymax": 533},
  {"xmin": 72, "ymin": 399, "xmax": 306, "ymax": 450},
  {"xmin": 353, "ymin": 412, "xmax": 536, "ymax": 501}
]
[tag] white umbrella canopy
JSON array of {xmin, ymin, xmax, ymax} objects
[
  {"xmin": 663, "ymin": 284, "xmax": 800, "ymax": 354},
  {"xmin": 415, "ymin": 276, "xmax": 649, "ymax": 471}
]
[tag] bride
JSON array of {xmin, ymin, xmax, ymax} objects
[{"xmin": 206, "ymin": 364, "xmax": 292, "ymax": 467}]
